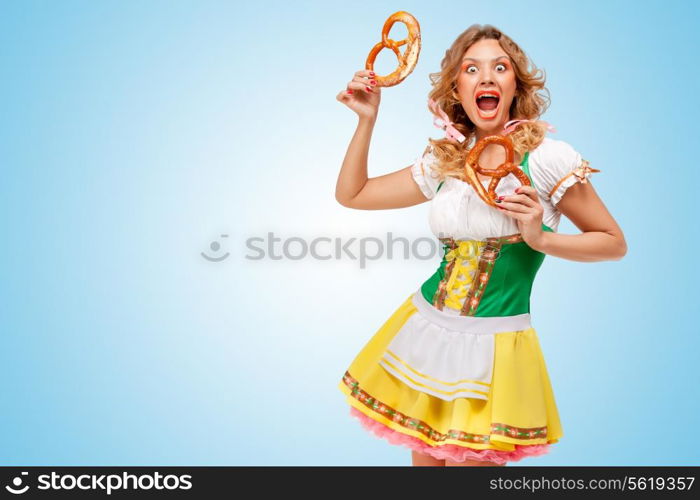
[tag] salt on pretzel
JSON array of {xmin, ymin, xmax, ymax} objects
[
  {"xmin": 463, "ymin": 135, "xmax": 531, "ymax": 207},
  {"xmin": 365, "ymin": 11, "xmax": 421, "ymax": 87}
]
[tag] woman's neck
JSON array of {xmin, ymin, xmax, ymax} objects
[{"xmin": 474, "ymin": 119, "xmax": 509, "ymax": 142}]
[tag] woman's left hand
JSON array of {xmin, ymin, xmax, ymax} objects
[{"xmin": 495, "ymin": 185, "xmax": 546, "ymax": 251}]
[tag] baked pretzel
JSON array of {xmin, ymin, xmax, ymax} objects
[
  {"xmin": 365, "ymin": 11, "xmax": 421, "ymax": 87},
  {"xmin": 463, "ymin": 135, "xmax": 531, "ymax": 207}
]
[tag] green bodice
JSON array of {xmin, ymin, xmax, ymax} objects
[{"xmin": 421, "ymin": 152, "xmax": 553, "ymax": 317}]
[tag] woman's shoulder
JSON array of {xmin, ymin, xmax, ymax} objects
[
  {"xmin": 527, "ymin": 137, "xmax": 597, "ymax": 205},
  {"xmin": 529, "ymin": 136, "xmax": 579, "ymax": 163},
  {"xmin": 410, "ymin": 143, "xmax": 442, "ymax": 199}
]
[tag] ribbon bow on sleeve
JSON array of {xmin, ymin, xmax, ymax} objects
[
  {"xmin": 572, "ymin": 159, "xmax": 601, "ymax": 183},
  {"xmin": 502, "ymin": 119, "xmax": 557, "ymax": 135},
  {"xmin": 428, "ymin": 98, "xmax": 466, "ymax": 143}
]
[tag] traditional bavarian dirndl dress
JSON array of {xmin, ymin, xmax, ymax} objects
[{"xmin": 338, "ymin": 137, "xmax": 599, "ymax": 464}]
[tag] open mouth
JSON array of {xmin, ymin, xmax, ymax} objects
[{"xmin": 475, "ymin": 90, "xmax": 500, "ymax": 119}]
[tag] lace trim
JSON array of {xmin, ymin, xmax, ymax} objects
[
  {"xmin": 547, "ymin": 159, "xmax": 601, "ymax": 201},
  {"xmin": 411, "ymin": 144, "xmax": 441, "ymax": 200},
  {"xmin": 342, "ymin": 371, "xmax": 549, "ymax": 445},
  {"xmin": 350, "ymin": 407, "xmax": 551, "ymax": 464}
]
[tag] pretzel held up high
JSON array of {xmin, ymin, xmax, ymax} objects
[
  {"xmin": 365, "ymin": 11, "xmax": 421, "ymax": 87},
  {"xmin": 463, "ymin": 135, "xmax": 531, "ymax": 207}
]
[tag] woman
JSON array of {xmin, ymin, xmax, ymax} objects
[{"xmin": 334, "ymin": 24, "xmax": 627, "ymax": 467}]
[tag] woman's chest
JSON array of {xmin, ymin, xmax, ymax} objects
[{"xmin": 428, "ymin": 175, "xmax": 521, "ymax": 241}]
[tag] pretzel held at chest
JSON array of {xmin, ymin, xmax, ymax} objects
[
  {"xmin": 463, "ymin": 135, "xmax": 531, "ymax": 207},
  {"xmin": 365, "ymin": 11, "xmax": 421, "ymax": 87}
]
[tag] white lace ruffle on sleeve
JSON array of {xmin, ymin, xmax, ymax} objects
[
  {"xmin": 529, "ymin": 138, "xmax": 600, "ymax": 206},
  {"xmin": 410, "ymin": 144, "xmax": 442, "ymax": 200}
]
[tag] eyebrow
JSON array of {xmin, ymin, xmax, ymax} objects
[{"xmin": 461, "ymin": 56, "xmax": 510, "ymax": 63}]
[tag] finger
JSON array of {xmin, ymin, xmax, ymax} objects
[
  {"xmin": 496, "ymin": 200, "xmax": 530, "ymax": 213},
  {"xmin": 495, "ymin": 205, "xmax": 525, "ymax": 221},
  {"xmin": 352, "ymin": 74, "xmax": 377, "ymax": 85},
  {"xmin": 501, "ymin": 193, "xmax": 536, "ymax": 208},
  {"xmin": 354, "ymin": 69, "xmax": 376, "ymax": 80},
  {"xmin": 352, "ymin": 75, "xmax": 378, "ymax": 91},
  {"xmin": 336, "ymin": 89, "xmax": 354, "ymax": 101},
  {"xmin": 347, "ymin": 81, "xmax": 376, "ymax": 94},
  {"xmin": 515, "ymin": 185, "xmax": 535, "ymax": 194},
  {"xmin": 514, "ymin": 185, "xmax": 539, "ymax": 202},
  {"xmin": 515, "ymin": 194, "xmax": 537, "ymax": 207},
  {"xmin": 495, "ymin": 205, "xmax": 513, "ymax": 216}
]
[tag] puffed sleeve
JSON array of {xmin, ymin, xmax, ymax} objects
[
  {"xmin": 410, "ymin": 144, "xmax": 442, "ymax": 200},
  {"xmin": 530, "ymin": 138, "xmax": 600, "ymax": 206}
]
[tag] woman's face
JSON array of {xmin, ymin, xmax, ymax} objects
[{"xmin": 455, "ymin": 38, "xmax": 517, "ymax": 136}]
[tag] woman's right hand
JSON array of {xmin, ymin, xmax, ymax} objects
[{"xmin": 336, "ymin": 69, "xmax": 381, "ymax": 120}]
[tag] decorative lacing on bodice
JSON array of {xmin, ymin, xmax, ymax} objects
[
  {"xmin": 440, "ymin": 240, "xmax": 485, "ymax": 311},
  {"xmin": 431, "ymin": 234, "xmax": 524, "ymax": 316}
]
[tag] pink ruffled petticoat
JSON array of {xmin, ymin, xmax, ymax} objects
[{"xmin": 350, "ymin": 407, "xmax": 551, "ymax": 465}]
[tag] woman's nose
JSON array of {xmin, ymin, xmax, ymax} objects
[{"xmin": 479, "ymin": 69, "xmax": 495, "ymax": 85}]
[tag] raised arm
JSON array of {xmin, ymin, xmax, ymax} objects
[{"xmin": 335, "ymin": 69, "xmax": 430, "ymax": 210}]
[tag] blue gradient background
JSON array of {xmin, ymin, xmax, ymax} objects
[{"xmin": 1, "ymin": 0, "xmax": 698, "ymax": 465}]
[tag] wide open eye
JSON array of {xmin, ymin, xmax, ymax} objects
[
  {"xmin": 495, "ymin": 63, "xmax": 507, "ymax": 71},
  {"xmin": 465, "ymin": 65, "xmax": 477, "ymax": 74}
]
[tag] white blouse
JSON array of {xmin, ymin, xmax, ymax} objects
[{"xmin": 410, "ymin": 137, "xmax": 596, "ymax": 240}]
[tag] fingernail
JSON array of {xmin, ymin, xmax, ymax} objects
[
  {"xmin": 366, "ymin": 86, "xmax": 372, "ymax": 92},
  {"xmin": 495, "ymin": 199, "xmax": 501, "ymax": 203},
  {"xmin": 498, "ymin": 195, "xmax": 505, "ymax": 200},
  {"xmin": 369, "ymin": 71, "xmax": 375, "ymax": 76},
  {"xmin": 347, "ymin": 90, "xmax": 354, "ymax": 94},
  {"xmin": 370, "ymin": 80, "xmax": 376, "ymax": 85}
]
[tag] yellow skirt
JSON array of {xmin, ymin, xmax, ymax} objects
[{"xmin": 338, "ymin": 293, "xmax": 564, "ymax": 464}]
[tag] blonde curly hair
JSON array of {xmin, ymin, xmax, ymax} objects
[{"xmin": 427, "ymin": 24, "xmax": 551, "ymax": 181}]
